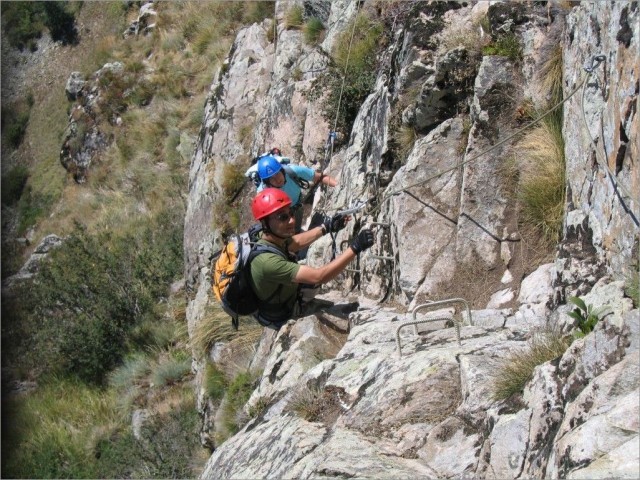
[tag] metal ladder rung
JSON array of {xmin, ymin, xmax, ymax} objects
[
  {"xmin": 395, "ymin": 298, "xmax": 473, "ymax": 357},
  {"xmin": 396, "ymin": 314, "xmax": 457, "ymax": 357}
]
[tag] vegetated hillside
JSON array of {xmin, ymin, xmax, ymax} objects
[{"xmin": 1, "ymin": 2, "xmax": 275, "ymax": 478}]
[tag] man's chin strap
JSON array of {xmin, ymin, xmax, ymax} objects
[{"xmin": 261, "ymin": 219, "xmax": 290, "ymax": 241}]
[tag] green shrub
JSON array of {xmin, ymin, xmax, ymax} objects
[
  {"xmin": 310, "ymin": 12, "xmax": 384, "ymax": 135},
  {"xmin": 1, "ymin": 2, "xmax": 45, "ymax": 51},
  {"xmin": 222, "ymin": 371, "xmax": 258, "ymax": 434},
  {"xmin": 25, "ymin": 212, "xmax": 183, "ymax": 384},
  {"xmin": 482, "ymin": 33, "xmax": 522, "ymax": 61},
  {"xmin": 205, "ymin": 362, "xmax": 228, "ymax": 401},
  {"xmin": 567, "ymin": 296, "xmax": 611, "ymax": 337},
  {"xmin": 492, "ymin": 329, "xmax": 572, "ymax": 401},
  {"xmin": 1, "ymin": 164, "xmax": 30, "ymax": 206},
  {"xmin": 42, "ymin": 1, "xmax": 78, "ymax": 45},
  {"xmin": 93, "ymin": 391, "xmax": 202, "ymax": 479},
  {"xmin": 303, "ymin": 17, "xmax": 325, "ymax": 45},
  {"xmin": 2, "ymin": 98, "xmax": 33, "ymax": 148},
  {"xmin": 1, "ymin": 2, "xmax": 79, "ymax": 50},
  {"xmin": 16, "ymin": 186, "xmax": 52, "ymax": 234}
]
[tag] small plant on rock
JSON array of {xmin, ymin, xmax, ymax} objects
[
  {"xmin": 566, "ymin": 296, "xmax": 611, "ymax": 337},
  {"xmin": 222, "ymin": 370, "xmax": 259, "ymax": 434},
  {"xmin": 482, "ymin": 33, "xmax": 522, "ymax": 61},
  {"xmin": 285, "ymin": 5, "xmax": 303, "ymax": 30},
  {"xmin": 303, "ymin": 17, "xmax": 324, "ymax": 45},
  {"xmin": 492, "ymin": 328, "xmax": 572, "ymax": 401},
  {"xmin": 288, "ymin": 385, "xmax": 327, "ymax": 421}
]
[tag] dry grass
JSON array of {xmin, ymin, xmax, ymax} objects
[
  {"xmin": 192, "ymin": 307, "xmax": 262, "ymax": 359},
  {"xmin": 539, "ymin": 44, "xmax": 563, "ymax": 104},
  {"xmin": 285, "ymin": 5, "xmax": 304, "ymax": 30},
  {"xmin": 437, "ymin": 14, "xmax": 489, "ymax": 55},
  {"xmin": 516, "ymin": 113, "xmax": 566, "ymax": 244},
  {"xmin": 287, "ymin": 385, "xmax": 342, "ymax": 424},
  {"xmin": 393, "ymin": 124, "xmax": 417, "ymax": 163},
  {"xmin": 491, "ymin": 328, "xmax": 572, "ymax": 401}
]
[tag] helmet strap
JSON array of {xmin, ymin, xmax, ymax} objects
[{"xmin": 261, "ymin": 218, "xmax": 291, "ymax": 241}]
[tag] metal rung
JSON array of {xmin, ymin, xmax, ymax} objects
[
  {"xmin": 396, "ymin": 314, "xmax": 457, "ymax": 357},
  {"xmin": 413, "ymin": 298, "xmax": 473, "ymax": 328},
  {"xmin": 368, "ymin": 255, "xmax": 394, "ymax": 261},
  {"xmin": 345, "ymin": 268, "xmax": 361, "ymax": 273},
  {"xmin": 370, "ymin": 222, "xmax": 390, "ymax": 227}
]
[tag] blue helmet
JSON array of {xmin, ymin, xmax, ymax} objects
[{"xmin": 257, "ymin": 155, "xmax": 282, "ymax": 180}]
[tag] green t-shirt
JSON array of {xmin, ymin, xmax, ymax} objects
[{"xmin": 250, "ymin": 239, "xmax": 300, "ymax": 320}]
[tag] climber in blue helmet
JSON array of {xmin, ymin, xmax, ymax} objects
[{"xmin": 257, "ymin": 154, "xmax": 338, "ymax": 233}]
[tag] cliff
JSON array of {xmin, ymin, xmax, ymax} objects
[{"xmin": 184, "ymin": 1, "xmax": 639, "ymax": 478}]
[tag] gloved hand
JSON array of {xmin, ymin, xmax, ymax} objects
[
  {"xmin": 322, "ymin": 213, "xmax": 348, "ymax": 234},
  {"xmin": 350, "ymin": 229, "xmax": 374, "ymax": 254}
]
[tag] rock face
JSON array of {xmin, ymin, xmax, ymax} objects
[
  {"xmin": 200, "ymin": 284, "xmax": 638, "ymax": 479},
  {"xmin": 557, "ymin": 1, "xmax": 639, "ymax": 298},
  {"xmin": 184, "ymin": 1, "xmax": 639, "ymax": 477}
]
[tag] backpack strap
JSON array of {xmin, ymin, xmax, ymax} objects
[
  {"xmin": 282, "ymin": 165, "xmax": 310, "ymax": 190},
  {"xmin": 247, "ymin": 243, "xmax": 301, "ymax": 317}
]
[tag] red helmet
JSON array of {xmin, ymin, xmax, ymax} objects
[{"xmin": 251, "ymin": 188, "xmax": 292, "ymax": 221}]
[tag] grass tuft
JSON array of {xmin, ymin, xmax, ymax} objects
[
  {"xmin": 108, "ymin": 354, "xmax": 153, "ymax": 390},
  {"xmin": 303, "ymin": 17, "xmax": 325, "ymax": 45},
  {"xmin": 287, "ymin": 385, "xmax": 328, "ymax": 422},
  {"xmin": 221, "ymin": 370, "xmax": 259, "ymax": 434},
  {"xmin": 516, "ymin": 111, "xmax": 566, "ymax": 244},
  {"xmin": 492, "ymin": 329, "xmax": 572, "ymax": 401},
  {"xmin": 540, "ymin": 44, "xmax": 563, "ymax": 104},
  {"xmin": 285, "ymin": 5, "xmax": 304, "ymax": 30},
  {"xmin": 151, "ymin": 356, "xmax": 192, "ymax": 387},
  {"xmin": 393, "ymin": 124, "xmax": 417, "ymax": 163},
  {"xmin": 205, "ymin": 362, "xmax": 228, "ymax": 401}
]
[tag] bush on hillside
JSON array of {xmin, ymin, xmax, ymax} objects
[
  {"xmin": 42, "ymin": 1, "xmax": 79, "ymax": 45},
  {"xmin": 309, "ymin": 12, "xmax": 384, "ymax": 136},
  {"xmin": 16, "ymin": 212, "xmax": 183, "ymax": 384},
  {"xmin": 1, "ymin": 165, "xmax": 30, "ymax": 206},
  {"xmin": 1, "ymin": 1, "xmax": 79, "ymax": 50},
  {"xmin": 1, "ymin": 95, "xmax": 34, "ymax": 149}
]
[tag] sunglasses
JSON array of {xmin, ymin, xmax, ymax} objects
[{"xmin": 272, "ymin": 210, "xmax": 294, "ymax": 222}]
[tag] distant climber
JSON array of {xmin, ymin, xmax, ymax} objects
[
  {"xmin": 254, "ymin": 154, "xmax": 338, "ymax": 232},
  {"xmin": 249, "ymin": 188, "xmax": 374, "ymax": 330}
]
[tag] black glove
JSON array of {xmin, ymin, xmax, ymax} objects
[
  {"xmin": 322, "ymin": 214, "xmax": 347, "ymax": 234},
  {"xmin": 350, "ymin": 229, "xmax": 374, "ymax": 254}
]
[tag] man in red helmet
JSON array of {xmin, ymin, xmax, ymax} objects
[{"xmin": 249, "ymin": 188, "xmax": 374, "ymax": 330}]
